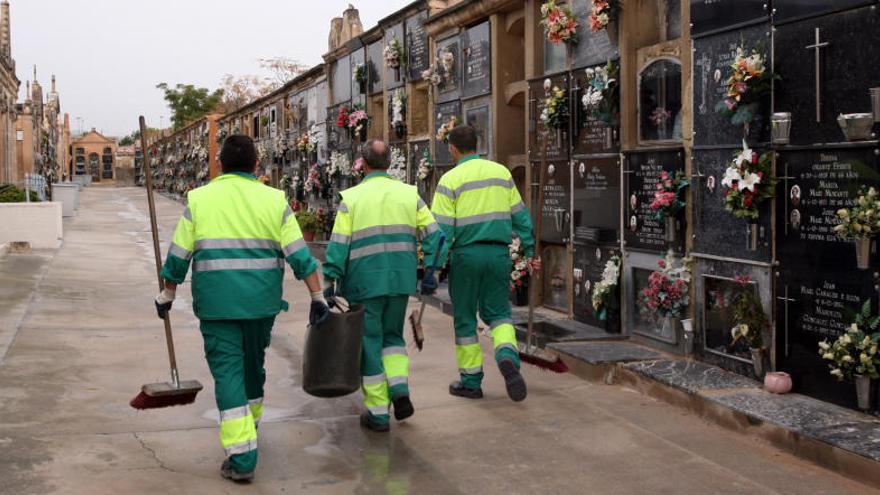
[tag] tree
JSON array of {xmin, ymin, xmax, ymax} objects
[
  {"xmin": 118, "ymin": 135, "xmax": 134, "ymax": 146},
  {"xmin": 259, "ymin": 57, "xmax": 308, "ymax": 87},
  {"xmin": 156, "ymin": 83, "xmax": 224, "ymax": 130},
  {"xmin": 219, "ymin": 74, "xmax": 272, "ymax": 112}
]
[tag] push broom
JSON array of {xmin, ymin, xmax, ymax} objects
[
  {"xmin": 130, "ymin": 116, "xmax": 203, "ymax": 409},
  {"xmin": 519, "ymin": 127, "xmax": 568, "ymax": 373}
]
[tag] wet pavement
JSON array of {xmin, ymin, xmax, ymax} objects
[{"xmin": 0, "ymin": 186, "xmax": 876, "ymax": 494}]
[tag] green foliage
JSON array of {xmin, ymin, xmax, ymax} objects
[
  {"xmin": 730, "ymin": 277, "xmax": 767, "ymax": 349},
  {"xmin": 295, "ymin": 209, "xmax": 319, "ymax": 233},
  {"xmin": 156, "ymin": 83, "xmax": 224, "ymax": 131},
  {"xmin": 0, "ymin": 184, "xmax": 39, "ymax": 203}
]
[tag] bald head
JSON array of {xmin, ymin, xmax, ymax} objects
[{"xmin": 361, "ymin": 139, "xmax": 389, "ymax": 170}]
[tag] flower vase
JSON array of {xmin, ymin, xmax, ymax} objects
[
  {"xmin": 302, "ymin": 230, "xmax": 316, "ymax": 242},
  {"xmin": 358, "ymin": 126, "xmax": 367, "ymax": 143},
  {"xmin": 605, "ymin": 294, "xmax": 622, "ymax": 333},
  {"xmin": 750, "ymin": 347, "xmax": 765, "ymax": 378},
  {"xmin": 664, "ymin": 217, "xmax": 677, "ymax": 243},
  {"xmin": 359, "ymin": 81, "xmax": 367, "ymax": 95},
  {"xmin": 855, "ymin": 238, "xmax": 871, "ymax": 270},
  {"xmin": 605, "ymin": 21, "xmax": 619, "ymax": 47},
  {"xmin": 764, "ymin": 372, "xmax": 792, "ymax": 394},
  {"xmin": 747, "ymin": 222, "xmax": 759, "ymax": 252},
  {"xmin": 395, "ymin": 122, "xmax": 406, "ymax": 139},
  {"xmin": 771, "ymin": 112, "xmax": 792, "ymax": 145},
  {"xmin": 660, "ymin": 316, "xmax": 679, "ymax": 341},
  {"xmin": 394, "ymin": 66, "xmax": 401, "ymax": 82},
  {"xmin": 855, "ymin": 374, "xmax": 875, "ymax": 411},
  {"xmin": 681, "ymin": 318, "xmax": 694, "ymax": 354},
  {"xmin": 514, "ymin": 282, "xmax": 530, "ymax": 307}
]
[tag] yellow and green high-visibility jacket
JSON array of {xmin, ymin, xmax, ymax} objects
[
  {"xmin": 429, "ymin": 154, "xmax": 535, "ymax": 264},
  {"xmin": 160, "ymin": 172, "xmax": 318, "ymax": 320},
  {"xmin": 323, "ymin": 171, "xmax": 440, "ymax": 301}
]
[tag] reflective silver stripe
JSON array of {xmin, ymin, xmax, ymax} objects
[
  {"xmin": 362, "ymin": 373, "xmax": 386, "ymax": 386},
  {"xmin": 193, "ymin": 258, "xmax": 285, "ymax": 272},
  {"xmin": 248, "ymin": 398, "xmax": 263, "ymax": 406},
  {"xmin": 282, "ymin": 238, "xmax": 308, "ymax": 257},
  {"xmin": 368, "ymin": 405, "xmax": 389, "ymax": 416},
  {"xmin": 224, "ymin": 438, "xmax": 258, "ymax": 456},
  {"xmin": 282, "ymin": 206, "xmax": 294, "ymax": 225},
  {"xmin": 337, "ymin": 202, "xmax": 349, "ymax": 213},
  {"xmin": 168, "ymin": 242, "xmax": 192, "ymax": 260},
  {"xmin": 387, "ymin": 376, "xmax": 408, "ymax": 387},
  {"xmin": 454, "ymin": 178, "xmax": 513, "ymax": 197},
  {"xmin": 459, "ymin": 366, "xmax": 483, "ymax": 375},
  {"xmin": 329, "ymin": 232, "xmax": 351, "ymax": 244},
  {"xmin": 489, "ymin": 318, "xmax": 514, "ymax": 330},
  {"xmin": 417, "ymin": 198, "xmax": 427, "ymax": 209},
  {"xmin": 382, "ymin": 346, "xmax": 407, "ymax": 357},
  {"xmin": 351, "ymin": 224, "xmax": 416, "ymax": 241},
  {"xmin": 194, "ymin": 238, "xmax": 281, "ymax": 251},
  {"xmin": 456, "ymin": 211, "xmax": 511, "ymax": 226},
  {"xmin": 349, "ymin": 242, "xmax": 416, "ymax": 260},
  {"xmin": 219, "ymin": 406, "xmax": 250, "ymax": 422},
  {"xmin": 419, "ymin": 222, "xmax": 440, "ymax": 239},
  {"xmin": 494, "ymin": 343, "xmax": 518, "ymax": 354},
  {"xmin": 434, "ymin": 213, "xmax": 455, "ymax": 226},
  {"xmin": 435, "ymin": 184, "xmax": 456, "ymax": 200},
  {"xmin": 182, "ymin": 207, "xmax": 192, "ymax": 221},
  {"xmin": 511, "ymin": 201, "xmax": 526, "ymax": 213},
  {"xmin": 456, "ymin": 336, "xmax": 479, "ymax": 346}
]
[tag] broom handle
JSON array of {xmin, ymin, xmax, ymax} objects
[
  {"xmin": 527, "ymin": 133, "xmax": 548, "ymax": 349},
  {"xmin": 417, "ymin": 233, "xmax": 446, "ymax": 326},
  {"xmin": 139, "ymin": 116, "xmax": 180, "ymax": 387}
]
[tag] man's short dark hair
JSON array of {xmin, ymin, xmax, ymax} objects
[
  {"xmin": 220, "ymin": 135, "xmax": 257, "ymax": 173},
  {"xmin": 361, "ymin": 140, "xmax": 389, "ymax": 169},
  {"xmin": 448, "ymin": 125, "xmax": 478, "ymax": 153}
]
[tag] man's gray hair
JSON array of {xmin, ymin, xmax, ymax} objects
[{"xmin": 361, "ymin": 139, "xmax": 389, "ymax": 169}]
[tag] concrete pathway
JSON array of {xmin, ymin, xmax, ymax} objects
[{"xmin": 0, "ymin": 187, "xmax": 875, "ymax": 494}]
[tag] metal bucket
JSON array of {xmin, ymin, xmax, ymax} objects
[
  {"xmin": 855, "ymin": 374, "xmax": 875, "ymax": 412},
  {"xmin": 750, "ymin": 347, "xmax": 765, "ymax": 378},
  {"xmin": 855, "ymin": 238, "xmax": 872, "ymax": 270},
  {"xmin": 302, "ymin": 304, "xmax": 364, "ymax": 398},
  {"xmin": 747, "ymin": 223, "xmax": 759, "ymax": 251},
  {"xmin": 771, "ymin": 112, "xmax": 791, "ymax": 145}
]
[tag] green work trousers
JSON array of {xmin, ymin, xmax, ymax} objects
[
  {"xmin": 200, "ymin": 317, "xmax": 273, "ymax": 473},
  {"xmin": 449, "ymin": 243, "xmax": 520, "ymax": 389},
  {"xmin": 355, "ymin": 295, "xmax": 410, "ymax": 426}
]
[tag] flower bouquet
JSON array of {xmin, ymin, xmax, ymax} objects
[
  {"xmin": 540, "ymin": 1, "xmax": 578, "ymax": 45},
  {"xmin": 592, "ymin": 255, "xmax": 621, "ymax": 321},
  {"xmin": 819, "ymin": 302, "xmax": 880, "ymax": 410},
  {"xmin": 388, "ymin": 146, "xmax": 407, "ymax": 181},
  {"xmin": 391, "ymin": 89, "xmax": 407, "ymax": 138},
  {"xmin": 649, "ymin": 170, "xmax": 689, "ymax": 242},
  {"xmin": 540, "ymin": 79, "xmax": 569, "ymax": 131},
  {"xmin": 347, "ymin": 104, "xmax": 370, "ymax": 141},
  {"xmin": 641, "ymin": 252, "xmax": 691, "ymax": 340},
  {"xmin": 589, "ymin": 0, "xmax": 622, "ymax": 35},
  {"xmin": 509, "ymin": 237, "xmax": 530, "ymax": 306},
  {"xmin": 353, "ymin": 63, "xmax": 367, "ymax": 93},
  {"xmin": 834, "ymin": 187, "xmax": 880, "ymax": 269},
  {"xmin": 384, "ymin": 36, "xmax": 405, "ymax": 80},
  {"xmin": 581, "ymin": 61, "xmax": 619, "ymax": 125},
  {"xmin": 436, "ymin": 115, "xmax": 460, "ymax": 144},
  {"xmin": 351, "ymin": 156, "xmax": 365, "ymax": 180},
  {"xmin": 417, "ymin": 149, "xmax": 433, "ymax": 181},
  {"xmin": 721, "ymin": 141, "xmax": 775, "ymax": 223},
  {"xmin": 329, "ymin": 151, "xmax": 352, "ymax": 184},
  {"xmin": 336, "ymin": 105, "xmax": 350, "ymax": 129},
  {"xmin": 729, "ymin": 275, "xmax": 769, "ymax": 375},
  {"xmin": 304, "ymin": 163, "xmax": 322, "ymax": 200},
  {"xmin": 715, "ymin": 45, "xmax": 776, "ymax": 129}
]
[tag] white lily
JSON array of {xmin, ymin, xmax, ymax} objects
[
  {"xmin": 738, "ymin": 172, "xmax": 761, "ymax": 192},
  {"xmin": 721, "ymin": 166, "xmax": 742, "ymax": 188}
]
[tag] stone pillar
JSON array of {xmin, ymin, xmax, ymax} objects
[
  {"xmin": 340, "ymin": 4, "xmax": 363, "ymax": 44},
  {"xmin": 328, "ymin": 17, "xmax": 343, "ymax": 52},
  {"xmin": 1, "ymin": 1, "xmax": 10, "ymax": 61}
]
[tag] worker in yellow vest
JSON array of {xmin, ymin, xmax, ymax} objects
[
  {"xmin": 323, "ymin": 140, "xmax": 441, "ymax": 432},
  {"xmin": 155, "ymin": 135, "xmax": 329, "ymax": 481},
  {"xmin": 425, "ymin": 125, "xmax": 539, "ymax": 402}
]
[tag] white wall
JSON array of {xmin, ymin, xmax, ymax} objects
[{"xmin": 0, "ymin": 202, "xmax": 63, "ymax": 248}]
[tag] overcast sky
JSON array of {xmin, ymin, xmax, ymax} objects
[{"xmin": 11, "ymin": 0, "xmax": 412, "ymax": 137}]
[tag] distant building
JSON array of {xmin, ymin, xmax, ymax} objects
[
  {"xmin": 70, "ymin": 129, "xmax": 117, "ymax": 183},
  {"xmin": 15, "ymin": 70, "xmax": 65, "ymax": 185},
  {"xmin": 0, "ymin": 0, "xmax": 19, "ymax": 184}
]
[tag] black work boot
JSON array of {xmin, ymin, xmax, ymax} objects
[
  {"xmin": 220, "ymin": 459, "xmax": 254, "ymax": 482},
  {"xmin": 392, "ymin": 395, "xmax": 414, "ymax": 421},
  {"xmin": 360, "ymin": 412, "xmax": 390, "ymax": 432},
  {"xmin": 499, "ymin": 359, "xmax": 527, "ymax": 402},
  {"xmin": 448, "ymin": 381, "xmax": 483, "ymax": 399}
]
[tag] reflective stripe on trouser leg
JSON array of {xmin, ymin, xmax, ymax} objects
[
  {"xmin": 362, "ymin": 373, "xmax": 390, "ymax": 423},
  {"xmin": 455, "ymin": 337, "xmax": 484, "ymax": 389},
  {"xmin": 248, "ymin": 398, "xmax": 264, "ymax": 427},
  {"xmin": 219, "ymin": 406, "xmax": 258, "ymax": 457},
  {"xmin": 489, "ymin": 319, "xmax": 520, "ymax": 367},
  {"xmin": 449, "ymin": 249, "xmax": 484, "ymax": 389},
  {"xmin": 382, "ymin": 346, "xmax": 409, "ymax": 399}
]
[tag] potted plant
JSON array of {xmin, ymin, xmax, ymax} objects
[
  {"xmin": 540, "ymin": 1, "xmax": 579, "ymax": 46},
  {"xmin": 819, "ymin": 301, "xmax": 880, "ymax": 411},
  {"xmin": 641, "ymin": 251, "xmax": 691, "ymax": 342},
  {"xmin": 509, "ymin": 237, "xmax": 530, "ymax": 307},
  {"xmin": 650, "ymin": 171, "xmax": 689, "ymax": 242},
  {"xmin": 729, "ymin": 275, "xmax": 769, "ymax": 378},
  {"xmin": 721, "ymin": 141, "xmax": 776, "ymax": 250},
  {"xmin": 834, "ymin": 187, "xmax": 880, "ymax": 270},
  {"xmin": 592, "ymin": 255, "xmax": 621, "ymax": 331},
  {"xmin": 295, "ymin": 209, "xmax": 319, "ymax": 242}
]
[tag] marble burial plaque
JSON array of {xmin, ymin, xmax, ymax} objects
[
  {"xmin": 434, "ymin": 100, "xmax": 461, "ymax": 165},
  {"xmin": 690, "ymin": 0, "xmax": 768, "ymax": 37},
  {"xmin": 572, "ymin": 61, "xmax": 620, "ymax": 155},
  {"xmin": 529, "ymin": 74, "xmax": 570, "ymax": 162},
  {"xmin": 776, "ymin": 146, "xmax": 880, "ymax": 267},
  {"xmin": 568, "ymin": 0, "xmax": 619, "ymax": 68},
  {"xmin": 573, "ymin": 244, "xmax": 621, "ymax": 330},
  {"xmin": 691, "ymin": 147, "xmax": 772, "ymax": 262},
  {"xmin": 461, "ymin": 21, "xmax": 491, "ymax": 99},
  {"xmin": 385, "ymin": 22, "xmax": 406, "ymax": 89},
  {"xmin": 623, "ymin": 149, "xmax": 686, "ymax": 253},
  {"xmin": 465, "ymin": 105, "xmax": 490, "ymax": 156},
  {"xmin": 436, "ymin": 36, "xmax": 461, "ymax": 103},
  {"xmin": 532, "ymin": 160, "xmax": 572, "ymax": 245},
  {"xmin": 541, "ymin": 244, "xmax": 570, "ymax": 312},
  {"xmin": 774, "ymin": 6, "xmax": 880, "ymax": 145},
  {"xmin": 349, "ymin": 48, "xmax": 366, "ymax": 106},
  {"xmin": 326, "ymin": 104, "xmax": 352, "ymax": 151},
  {"xmin": 331, "ymin": 56, "xmax": 351, "ymax": 105},
  {"xmin": 367, "ymin": 41, "xmax": 384, "ymax": 95},
  {"xmin": 774, "ymin": 0, "xmax": 875, "ymax": 25},
  {"xmin": 572, "ymin": 156, "xmax": 620, "ymax": 244},
  {"xmin": 693, "ymin": 23, "xmax": 771, "ymax": 147},
  {"xmin": 406, "ymin": 11, "xmax": 429, "ymax": 81}
]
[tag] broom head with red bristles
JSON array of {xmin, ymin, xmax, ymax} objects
[
  {"xmin": 130, "ymin": 380, "xmax": 203, "ymax": 410},
  {"xmin": 519, "ymin": 343, "xmax": 569, "ymax": 373}
]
